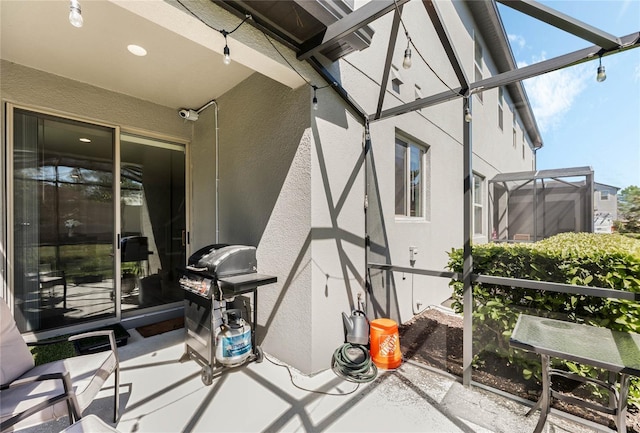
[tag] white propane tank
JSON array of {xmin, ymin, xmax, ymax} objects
[{"xmin": 214, "ymin": 309, "xmax": 252, "ymax": 367}]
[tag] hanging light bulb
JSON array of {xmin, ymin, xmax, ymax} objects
[
  {"xmin": 69, "ymin": 0, "xmax": 83, "ymax": 28},
  {"xmin": 464, "ymin": 107, "xmax": 472, "ymax": 123},
  {"xmin": 221, "ymin": 31, "xmax": 231, "ymax": 65},
  {"xmin": 402, "ymin": 37, "xmax": 412, "ymax": 69},
  {"xmin": 596, "ymin": 56, "xmax": 606, "ymax": 82},
  {"xmin": 312, "ymin": 86, "xmax": 318, "ymax": 110},
  {"xmin": 223, "ymin": 44, "xmax": 231, "ymax": 65}
]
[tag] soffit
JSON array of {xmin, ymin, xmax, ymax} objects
[{"xmin": 0, "ymin": 0, "xmax": 298, "ymax": 110}]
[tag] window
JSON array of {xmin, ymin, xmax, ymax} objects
[
  {"xmin": 498, "ymin": 87, "xmax": 504, "ymax": 130},
  {"xmin": 601, "ymin": 190, "xmax": 610, "ymax": 200},
  {"xmin": 391, "ymin": 65, "xmax": 403, "ymax": 94},
  {"xmin": 474, "ymin": 35, "xmax": 483, "ymax": 103},
  {"xmin": 395, "ymin": 136, "xmax": 427, "ymax": 218},
  {"xmin": 415, "ymin": 84, "xmax": 423, "ymax": 101},
  {"xmin": 473, "ymin": 174, "xmax": 484, "ymax": 235},
  {"xmin": 513, "ymin": 115, "xmax": 518, "ymax": 148}
]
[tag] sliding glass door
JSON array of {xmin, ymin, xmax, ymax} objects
[
  {"xmin": 12, "ymin": 108, "xmax": 116, "ymax": 332},
  {"xmin": 9, "ymin": 107, "xmax": 187, "ymax": 333},
  {"xmin": 119, "ymin": 134, "xmax": 186, "ymax": 312}
]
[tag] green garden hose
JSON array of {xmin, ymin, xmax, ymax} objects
[{"xmin": 331, "ymin": 343, "xmax": 378, "ymax": 383}]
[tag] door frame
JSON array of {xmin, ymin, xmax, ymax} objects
[{"xmin": 4, "ymin": 102, "xmax": 190, "ymax": 340}]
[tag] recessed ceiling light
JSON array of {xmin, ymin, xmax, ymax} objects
[
  {"xmin": 79, "ymin": 138, "xmax": 91, "ymax": 143},
  {"xmin": 127, "ymin": 44, "xmax": 147, "ymax": 57}
]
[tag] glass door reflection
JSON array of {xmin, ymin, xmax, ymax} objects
[
  {"xmin": 119, "ymin": 135, "xmax": 186, "ymax": 312},
  {"xmin": 12, "ymin": 109, "xmax": 116, "ymax": 332}
]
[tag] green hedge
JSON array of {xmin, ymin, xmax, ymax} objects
[{"xmin": 447, "ymin": 232, "xmax": 640, "ymax": 406}]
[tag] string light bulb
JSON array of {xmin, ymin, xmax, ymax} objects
[
  {"xmin": 222, "ymin": 32, "xmax": 231, "ymax": 65},
  {"xmin": 596, "ymin": 56, "xmax": 606, "ymax": 82},
  {"xmin": 402, "ymin": 35, "xmax": 412, "ymax": 69},
  {"xmin": 464, "ymin": 107, "xmax": 472, "ymax": 123},
  {"xmin": 312, "ymin": 86, "xmax": 318, "ymax": 110},
  {"xmin": 69, "ymin": 0, "xmax": 83, "ymax": 28}
]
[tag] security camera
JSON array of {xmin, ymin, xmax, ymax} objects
[{"xmin": 179, "ymin": 109, "xmax": 199, "ymax": 121}]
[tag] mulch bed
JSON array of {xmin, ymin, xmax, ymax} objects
[{"xmin": 399, "ymin": 308, "xmax": 639, "ymax": 433}]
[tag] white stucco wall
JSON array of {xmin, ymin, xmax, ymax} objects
[
  {"xmin": 310, "ymin": 90, "xmax": 367, "ymax": 373},
  {"xmin": 336, "ymin": 1, "xmax": 536, "ymax": 325},
  {"xmin": 195, "ymin": 72, "xmax": 316, "ymax": 372},
  {"xmin": 0, "ymin": 61, "xmax": 191, "ymax": 140}
]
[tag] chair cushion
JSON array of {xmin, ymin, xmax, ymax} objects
[
  {"xmin": 60, "ymin": 414, "xmax": 120, "ymax": 433},
  {"xmin": 0, "ymin": 300, "xmax": 35, "ymax": 385},
  {"xmin": 0, "ymin": 350, "xmax": 117, "ymax": 431}
]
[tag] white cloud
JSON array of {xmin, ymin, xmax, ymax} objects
[
  {"xmin": 635, "ymin": 63, "xmax": 640, "ymax": 82},
  {"xmin": 520, "ymin": 56, "xmax": 590, "ymax": 132},
  {"xmin": 617, "ymin": 0, "xmax": 632, "ymax": 22},
  {"xmin": 508, "ymin": 34, "xmax": 526, "ymax": 50}
]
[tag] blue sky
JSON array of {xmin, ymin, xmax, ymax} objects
[{"xmin": 497, "ymin": 0, "xmax": 640, "ymax": 190}]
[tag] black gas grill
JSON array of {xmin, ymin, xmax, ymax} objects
[{"xmin": 179, "ymin": 244, "xmax": 276, "ymax": 385}]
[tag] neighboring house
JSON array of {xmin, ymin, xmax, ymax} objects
[
  {"xmin": 0, "ymin": 0, "xmax": 540, "ymax": 374},
  {"xmin": 594, "ymin": 182, "xmax": 620, "ymax": 233}
]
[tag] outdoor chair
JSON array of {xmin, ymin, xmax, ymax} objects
[{"xmin": 0, "ymin": 300, "xmax": 119, "ymax": 432}]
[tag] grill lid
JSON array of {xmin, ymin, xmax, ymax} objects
[{"xmin": 187, "ymin": 244, "xmax": 257, "ymax": 278}]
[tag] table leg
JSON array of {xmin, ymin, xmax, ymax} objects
[
  {"xmin": 532, "ymin": 354, "xmax": 551, "ymax": 433},
  {"xmin": 617, "ymin": 373, "xmax": 630, "ymax": 433},
  {"xmin": 63, "ymin": 278, "xmax": 68, "ymax": 309}
]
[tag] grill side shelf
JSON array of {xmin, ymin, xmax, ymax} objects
[{"xmin": 218, "ymin": 273, "xmax": 277, "ymax": 296}]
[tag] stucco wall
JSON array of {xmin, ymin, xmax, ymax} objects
[
  {"xmin": 310, "ymin": 90, "xmax": 366, "ymax": 373},
  {"xmin": 342, "ymin": 1, "xmax": 536, "ymax": 324},
  {"xmin": 0, "ymin": 61, "xmax": 191, "ymax": 139},
  {"xmin": 197, "ymin": 72, "xmax": 316, "ymax": 372}
]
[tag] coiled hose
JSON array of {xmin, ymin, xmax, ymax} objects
[{"xmin": 331, "ymin": 343, "xmax": 378, "ymax": 383}]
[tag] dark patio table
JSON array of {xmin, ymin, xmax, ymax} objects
[{"xmin": 509, "ymin": 313, "xmax": 640, "ymax": 433}]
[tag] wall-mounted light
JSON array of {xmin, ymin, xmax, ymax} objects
[
  {"xmin": 69, "ymin": 0, "xmax": 83, "ymax": 28},
  {"xmin": 596, "ymin": 56, "xmax": 606, "ymax": 82},
  {"xmin": 464, "ymin": 107, "xmax": 472, "ymax": 123}
]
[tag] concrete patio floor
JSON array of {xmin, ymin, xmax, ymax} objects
[{"xmin": 21, "ymin": 327, "xmax": 609, "ymax": 433}]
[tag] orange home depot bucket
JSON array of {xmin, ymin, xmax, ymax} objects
[{"xmin": 369, "ymin": 318, "xmax": 402, "ymax": 369}]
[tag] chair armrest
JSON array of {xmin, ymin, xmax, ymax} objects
[
  {"xmin": 68, "ymin": 330, "xmax": 117, "ymax": 352},
  {"xmin": 1, "ymin": 371, "xmax": 70, "ymax": 391},
  {"xmin": 0, "ymin": 371, "xmax": 79, "ymax": 433}
]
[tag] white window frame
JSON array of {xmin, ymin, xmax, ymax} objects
[
  {"xmin": 473, "ymin": 173, "xmax": 485, "ymax": 235},
  {"xmin": 395, "ymin": 135, "xmax": 428, "ymax": 219},
  {"xmin": 498, "ymin": 87, "xmax": 504, "ymax": 130},
  {"xmin": 474, "ymin": 34, "xmax": 484, "ymax": 103}
]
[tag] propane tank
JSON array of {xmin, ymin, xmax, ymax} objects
[{"xmin": 215, "ymin": 309, "xmax": 252, "ymax": 367}]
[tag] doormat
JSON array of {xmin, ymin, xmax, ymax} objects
[{"xmin": 136, "ymin": 316, "xmax": 184, "ymax": 338}]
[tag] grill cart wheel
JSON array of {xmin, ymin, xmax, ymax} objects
[{"xmin": 201, "ymin": 365, "xmax": 213, "ymax": 386}]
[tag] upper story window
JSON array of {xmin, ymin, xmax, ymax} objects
[
  {"xmin": 395, "ymin": 136, "xmax": 427, "ymax": 218},
  {"xmin": 391, "ymin": 65, "xmax": 403, "ymax": 94},
  {"xmin": 474, "ymin": 34, "xmax": 483, "ymax": 103},
  {"xmin": 601, "ymin": 190, "xmax": 610, "ymax": 200},
  {"xmin": 473, "ymin": 173, "xmax": 485, "ymax": 235},
  {"xmin": 498, "ymin": 87, "xmax": 504, "ymax": 130}
]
